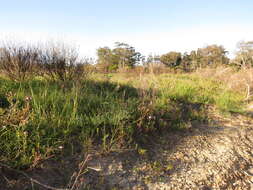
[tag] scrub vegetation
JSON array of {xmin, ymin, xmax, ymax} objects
[{"xmin": 0, "ymin": 41, "xmax": 252, "ymax": 189}]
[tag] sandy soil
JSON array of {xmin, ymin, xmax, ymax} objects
[{"xmin": 1, "ymin": 111, "xmax": 253, "ymax": 190}]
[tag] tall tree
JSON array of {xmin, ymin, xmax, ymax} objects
[
  {"xmin": 97, "ymin": 43, "xmax": 142, "ymax": 71},
  {"xmin": 160, "ymin": 51, "xmax": 182, "ymax": 68},
  {"xmin": 188, "ymin": 50, "xmax": 201, "ymax": 69},
  {"xmin": 97, "ymin": 47, "xmax": 118, "ymax": 72},
  {"xmin": 181, "ymin": 52, "xmax": 192, "ymax": 71},
  {"xmin": 197, "ymin": 45, "xmax": 229, "ymax": 67},
  {"xmin": 113, "ymin": 42, "xmax": 142, "ymax": 68}
]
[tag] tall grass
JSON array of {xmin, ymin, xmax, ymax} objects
[
  {"xmin": 0, "ymin": 79, "xmax": 140, "ymax": 167},
  {"xmin": 0, "ymin": 71, "xmax": 245, "ymax": 168}
]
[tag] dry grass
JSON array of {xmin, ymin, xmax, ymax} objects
[{"xmin": 195, "ymin": 66, "xmax": 253, "ymax": 101}]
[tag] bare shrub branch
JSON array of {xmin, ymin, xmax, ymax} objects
[
  {"xmin": 0, "ymin": 43, "xmax": 40, "ymax": 81},
  {"xmin": 39, "ymin": 43, "xmax": 86, "ymax": 82}
]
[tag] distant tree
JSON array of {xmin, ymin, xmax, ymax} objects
[
  {"xmin": 97, "ymin": 47, "xmax": 113, "ymax": 65},
  {"xmin": 97, "ymin": 43, "xmax": 142, "ymax": 72},
  {"xmin": 97, "ymin": 47, "xmax": 118, "ymax": 72},
  {"xmin": 188, "ymin": 50, "xmax": 201, "ymax": 70},
  {"xmin": 113, "ymin": 42, "xmax": 143, "ymax": 68},
  {"xmin": 181, "ymin": 52, "xmax": 192, "ymax": 71},
  {"xmin": 233, "ymin": 41, "xmax": 253, "ymax": 67},
  {"xmin": 197, "ymin": 45, "xmax": 229, "ymax": 67},
  {"xmin": 160, "ymin": 51, "xmax": 182, "ymax": 68}
]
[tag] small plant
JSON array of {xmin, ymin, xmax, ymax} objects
[
  {"xmin": 0, "ymin": 93, "xmax": 33, "ymax": 167},
  {"xmin": 138, "ymin": 148, "xmax": 147, "ymax": 156}
]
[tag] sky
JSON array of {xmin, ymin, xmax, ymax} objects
[{"xmin": 0, "ymin": 0, "xmax": 253, "ymax": 58}]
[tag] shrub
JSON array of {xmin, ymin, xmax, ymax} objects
[
  {"xmin": 0, "ymin": 43, "xmax": 40, "ymax": 81},
  {"xmin": 160, "ymin": 52, "xmax": 182, "ymax": 68},
  {"xmin": 39, "ymin": 43, "xmax": 86, "ymax": 82}
]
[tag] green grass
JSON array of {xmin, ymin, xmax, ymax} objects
[{"xmin": 0, "ymin": 73, "xmax": 245, "ymax": 168}]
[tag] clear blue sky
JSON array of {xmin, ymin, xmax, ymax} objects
[{"xmin": 1, "ymin": 0, "xmax": 253, "ymax": 57}]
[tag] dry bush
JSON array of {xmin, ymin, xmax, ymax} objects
[
  {"xmin": 0, "ymin": 43, "xmax": 40, "ymax": 81},
  {"xmin": 83, "ymin": 63, "xmax": 97, "ymax": 74},
  {"xmin": 116, "ymin": 64, "xmax": 173, "ymax": 78},
  {"xmin": 39, "ymin": 43, "xmax": 86, "ymax": 82},
  {"xmin": 147, "ymin": 64, "xmax": 174, "ymax": 74},
  {"xmin": 195, "ymin": 66, "xmax": 253, "ymax": 100},
  {"xmin": 117, "ymin": 66, "xmax": 147, "ymax": 76}
]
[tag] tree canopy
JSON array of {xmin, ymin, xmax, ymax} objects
[{"xmin": 97, "ymin": 42, "xmax": 142, "ymax": 71}]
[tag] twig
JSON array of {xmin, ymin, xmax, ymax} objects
[
  {"xmin": 0, "ymin": 162, "xmax": 69, "ymax": 190},
  {"xmin": 245, "ymin": 82, "xmax": 252, "ymax": 101},
  {"xmin": 68, "ymin": 154, "xmax": 91, "ymax": 190}
]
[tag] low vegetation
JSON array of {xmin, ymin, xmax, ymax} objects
[{"xmin": 0, "ymin": 41, "xmax": 251, "ymax": 170}]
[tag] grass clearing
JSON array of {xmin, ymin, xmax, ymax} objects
[{"xmin": 0, "ymin": 73, "xmax": 246, "ymax": 168}]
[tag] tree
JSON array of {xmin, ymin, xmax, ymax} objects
[
  {"xmin": 197, "ymin": 45, "xmax": 229, "ymax": 67},
  {"xmin": 97, "ymin": 47, "xmax": 118, "ymax": 72},
  {"xmin": 181, "ymin": 52, "xmax": 192, "ymax": 71},
  {"xmin": 233, "ymin": 41, "xmax": 253, "ymax": 67},
  {"xmin": 188, "ymin": 50, "xmax": 201, "ymax": 70},
  {"xmin": 97, "ymin": 43, "xmax": 142, "ymax": 71},
  {"xmin": 160, "ymin": 51, "xmax": 182, "ymax": 68},
  {"xmin": 113, "ymin": 42, "xmax": 142, "ymax": 68}
]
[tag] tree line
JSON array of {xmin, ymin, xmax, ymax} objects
[
  {"xmin": 97, "ymin": 41, "xmax": 253, "ymax": 72},
  {"xmin": 1, "ymin": 41, "xmax": 253, "ymax": 82}
]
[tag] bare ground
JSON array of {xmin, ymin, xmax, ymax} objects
[{"xmin": 1, "ymin": 111, "xmax": 253, "ymax": 190}]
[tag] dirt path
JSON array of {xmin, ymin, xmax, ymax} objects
[
  {"xmin": 1, "ymin": 113, "xmax": 253, "ymax": 190},
  {"xmin": 83, "ymin": 114, "xmax": 253, "ymax": 190}
]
